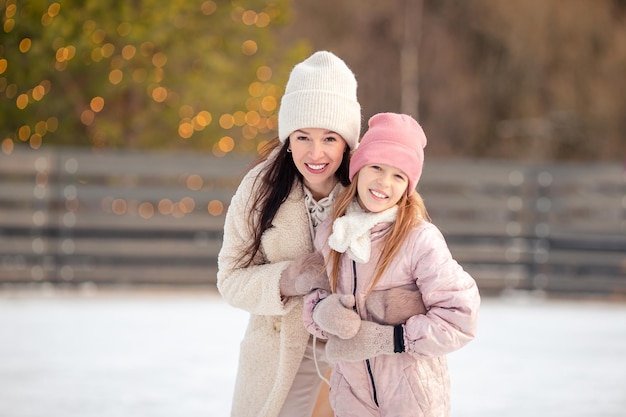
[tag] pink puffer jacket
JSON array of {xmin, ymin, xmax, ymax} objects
[{"xmin": 303, "ymin": 218, "xmax": 480, "ymax": 417}]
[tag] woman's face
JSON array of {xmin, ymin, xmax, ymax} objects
[
  {"xmin": 288, "ymin": 128, "xmax": 347, "ymax": 200},
  {"xmin": 356, "ymin": 163, "xmax": 409, "ymax": 213}
]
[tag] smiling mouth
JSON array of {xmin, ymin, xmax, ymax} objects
[
  {"xmin": 370, "ymin": 189, "xmax": 388, "ymax": 199},
  {"xmin": 305, "ymin": 163, "xmax": 328, "ymax": 172}
]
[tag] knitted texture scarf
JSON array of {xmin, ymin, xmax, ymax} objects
[{"xmin": 328, "ymin": 201, "xmax": 398, "ymax": 263}]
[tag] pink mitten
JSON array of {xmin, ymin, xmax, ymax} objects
[
  {"xmin": 312, "ymin": 294, "xmax": 361, "ymax": 339},
  {"xmin": 365, "ymin": 283, "xmax": 427, "ymax": 325},
  {"xmin": 280, "ymin": 252, "xmax": 329, "ymax": 297}
]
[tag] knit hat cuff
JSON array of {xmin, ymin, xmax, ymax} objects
[
  {"xmin": 349, "ymin": 140, "xmax": 424, "ymax": 195},
  {"xmin": 278, "ymin": 90, "xmax": 361, "ymax": 150}
]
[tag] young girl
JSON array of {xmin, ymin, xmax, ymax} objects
[{"xmin": 303, "ymin": 112, "xmax": 481, "ymax": 417}]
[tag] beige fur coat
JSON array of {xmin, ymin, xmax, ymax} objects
[{"xmin": 217, "ymin": 158, "xmax": 320, "ymax": 417}]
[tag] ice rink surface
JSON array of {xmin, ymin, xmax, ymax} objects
[{"xmin": 1, "ymin": 287, "xmax": 625, "ymax": 417}]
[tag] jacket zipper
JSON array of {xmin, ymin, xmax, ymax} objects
[{"xmin": 352, "ymin": 260, "xmax": 379, "ymax": 408}]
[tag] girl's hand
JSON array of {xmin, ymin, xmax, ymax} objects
[
  {"xmin": 325, "ymin": 321, "xmax": 401, "ymax": 363},
  {"xmin": 312, "ymin": 294, "xmax": 361, "ymax": 339}
]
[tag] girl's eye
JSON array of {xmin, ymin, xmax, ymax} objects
[{"xmin": 370, "ymin": 165, "xmax": 381, "ymax": 171}]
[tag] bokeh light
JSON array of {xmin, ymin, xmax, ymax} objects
[
  {"xmin": 242, "ymin": 10, "xmax": 257, "ymax": 25},
  {"xmin": 195, "ymin": 110, "xmax": 212, "ymax": 127},
  {"xmin": 122, "ymin": 45, "xmax": 136, "ymax": 60},
  {"xmin": 242, "ymin": 40, "xmax": 258, "ymax": 56},
  {"xmin": 178, "ymin": 121, "xmax": 194, "ymax": 139},
  {"xmin": 257, "ymin": 66, "xmax": 272, "ymax": 81},
  {"xmin": 18, "ymin": 126, "xmax": 30, "ymax": 141},
  {"xmin": 16, "ymin": 94, "xmax": 28, "ymax": 109},
  {"xmin": 90, "ymin": 97, "xmax": 104, "ymax": 112},
  {"xmin": 201, "ymin": 1, "xmax": 217, "ymax": 15},
  {"xmin": 1, "ymin": 138, "xmax": 14, "ymax": 154},
  {"xmin": 117, "ymin": 22, "xmax": 132, "ymax": 37},
  {"xmin": 109, "ymin": 69, "xmax": 123, "ymax": 84},
  {"xmin": 30, "ymin": 133, "xmax": 42, "ymax": 149},
  {"xmin": 256, "ymin": 13, "xmax": 270, "ymax": 28},
  {"xmin": 152, "ymin": 52, "xmax": 167, "ymax": 68},
  {"xmin": 219, "ymin": 114, "xmax": 234, "ymax": 129},
  {"xmin": 81, "ymin": 110, "xmax": 95, "ymax": 126},
  {"xmin": 151, "ymin": 86, "xmax": 168, "ymax": 103},
  {"xmin": 158, "ymin": 198, "xmax": 174, "ymax": 215},
  {"xmin": 218, "ymin": 136, "xmax": 235, "ymax": 153},
  {"xmin": 186, "ymin": 174, "xmax": 203, "ymax": 190},
  {"xmin": 207, "ymin": 200, "xmax": 224, "ymax": 216},
  {"xmin": 19, "ymin": 38, "xmax": 31, "ymax": 53},
  {"xmin": 138, "ymin": 202, "xmax": 155, "ymax": 219},
  {"xmin": 111, "ymin": 198, "xmax": 127, "ymax": 215}
]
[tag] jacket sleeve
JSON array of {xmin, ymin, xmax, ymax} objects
[
  {"xmin": 216, "ymin": 165, "xmax": 295, "ymax": 316},
  {"xmin": 402, "ymin": 223, "xmax": 481, "ymax": 358},
  {"xmin": 302, "ymin": 289, "xmax": 330, "ymax": 339}
]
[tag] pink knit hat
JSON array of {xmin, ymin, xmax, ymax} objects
[{"xmin": 349, "ymin": 113, "xmax": 427, "ymax": 195}]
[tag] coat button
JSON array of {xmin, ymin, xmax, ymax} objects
[{"xmin": 274, "ymin": 320, "xmax": 281, "ymax": 332}]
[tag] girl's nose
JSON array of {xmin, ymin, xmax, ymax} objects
[{"xmin": 377, "ymin": 173, "xmax": 391, "ymax": 186}]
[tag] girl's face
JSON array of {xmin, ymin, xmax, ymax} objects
[
  {"xmin": 356, "ymin": 163, "xmax": 409, "ymax": 213},
  {"xmin": 288, "ymin": 128, "xmax": 347, "ymax": 200}
]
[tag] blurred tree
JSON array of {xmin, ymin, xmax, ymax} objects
[
  {"xmin": 0, "ymin": 0, "xmax": 309, "ymax": 154},
  {"xmin": 461, "ymin": 0, "xmax": 626, "ymax": 161},
  {"xmin": 281, "ymin": 0, "xmax": 626, "ymax": 162}
]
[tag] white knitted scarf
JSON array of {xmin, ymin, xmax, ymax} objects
[{"xmin": 328, "ymin": 201, "xmax": 398, "ymax": 263}]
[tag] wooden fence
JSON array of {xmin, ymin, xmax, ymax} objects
[
  {"xmin": 419, "ymin": 159, "xmax": 626, "ymax": 296},
  {"xmin": 0, "ymin": 147, "xmax": 251, "ymax": 287},
  {"xmin": 1, "ymin": 147, "xmax": 625, "ymax": 296}
]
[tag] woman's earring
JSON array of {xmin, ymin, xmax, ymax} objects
[{"xmin": 286, "ymin": 148, "xmax": 292, "ymax": 153}]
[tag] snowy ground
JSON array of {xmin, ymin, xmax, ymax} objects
[{"xmin": 1, "ymin": 286, "xmax": 625, "ymax": 417}]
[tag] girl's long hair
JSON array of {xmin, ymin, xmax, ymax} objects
[
  {"xmin": 327, "ymin": 171, "xmax": 431, "ymax": 295},
  {"xmin": 237, "ymin": 137, "xmax": 350, "ymax": 268}
]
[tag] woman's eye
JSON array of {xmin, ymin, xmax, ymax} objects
[
  {"xmin": 296, "ymin": 136, "xmax": 309, "ymax": 141},
  {"xmin": 324, "ymin": 136, "xmax": 338, "ymax": 142}
]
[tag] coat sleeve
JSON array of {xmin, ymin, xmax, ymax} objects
[
  {"xmin": 402, "ymin": 223, "xmax": 481, "ymax": 358},
  {"xmin": 216, "ymin": 165, "xmax": 295, "ymax": 316}
]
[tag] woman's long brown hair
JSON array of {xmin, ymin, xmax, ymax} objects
[
  {"xmin": 327, "ymin": 171, "xmax": 430, "ymax": 295},
  {"xmin": 236, "ymin": 137, "xmax": 351, "ymax": 268}
]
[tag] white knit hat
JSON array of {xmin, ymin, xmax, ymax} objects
[{"xmin": 278, "ymin": 51, "xmax": 361, "ymax": 150}]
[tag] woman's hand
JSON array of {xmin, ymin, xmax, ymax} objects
[{"xmin": 279, "ymin": 252, "xmax": 329, "ymax": 297}]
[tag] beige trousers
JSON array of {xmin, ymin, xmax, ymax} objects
[{"xmin": 278, "ymin": 338, "xmax": 332, "ymax": 417}]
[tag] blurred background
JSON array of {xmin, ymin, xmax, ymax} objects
[
  {"xmin": 1, "ymin": 1, "xmax": 626, "ymax": 416},
  {"xmin": 1, "ymin": 0, "xmax": 624, "ymax": 295}
]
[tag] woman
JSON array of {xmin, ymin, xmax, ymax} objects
[{"xmin": 217, "ymin": 51, "xmax": 361, "ymax": 417}]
